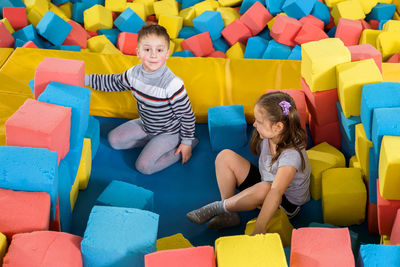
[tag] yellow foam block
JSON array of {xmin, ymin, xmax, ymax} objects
[
  {"xmin": 70, "ymin": 173, "xmax": 79, "ymax": 212},
  {"xmin": 101, "ymin": 43, "xmax": 123, "ymax": 55},
  {"xmin": 301, "ymin": 38, "xmax": 351, "ymax": 92},
  {"xmin": 331, "ymin": 0, "xmax": 366, "ymax": 25},
  {"xmin": 83, "ymin": 4, "xmax": 113, "ymax": 32},
  {"xmin": 0, "ymin": 232, "xmax": 7, "ymax": 264},
  {"xmin": 156, "ymin": 233, "xmax": 193, "ymax": 251},
  {"xmin": 356, "ymin": 0, "xmax": 378, "ymax": 14},
  {"xmin": 77, "ymin": 138, "xmax": 92, "ymax": 190},
  {"xmin": 324, "ymin": 0, "xmax": 347, "ymax": 8},
  {"xmin": 169, "ymin": 40, "xmax": 175, "ymax": 56},
  {"xmin": 359, "ymin": 29, "xmax": 382, "ymax": 48},
  {"xmin": 219, "ymin": 0, "xmax": 242, "ymax": 7},
  {"xmin": 377, "ymin": 31, "xmax": 400, "ymax": 61},
  {"xmin": 380, "ymin": 235, "xmax": 391, "ymax": 245},
  {"xmin": 267, "ymin": 13, "xmax": 287, "ymax": 30},
  {"xmin": 349, "ymin": 155, "xmax": 361, "ymax": 169},
  {"xmin": 379, "ymin": 136, "xmax": 400, "ymax": 200},
  {"xmin": 215, "ymin": 234, "xmax": 288, "ymax": 267},
  {"xmin": 0, "ymin": 18, "xmax": 14, "ymax": 34},
  {"xmin": 27, "ymin": 6, "xmax": 46, "ymax": 27},
  {"xmin": 24, "ymin": 0, "xmax": 49, "ymax": 12},
  {"xmin": 136, "ymin": 0, "xmax": 155, "ymax": 18},
  {"xmin": 172, "ymin": 38, "xmax": 184, "ymax": 52},
  {"xmin": 87, "ymin": 35, "xmax": 120, "ymax": 54},
  {"xmin": 158, "ymin": 15, "xmax": 183, "ymax": 39},
  {"xmin": 226, "ymin": 42, "xmax": 245, "ymax": 59},
  {"xmin": 194, "ymin": 0, "xmax": 219, "ymax": 17},
  {"xmin": 179, "ymin": 7, "xmax": 195, "ymax": 26},
  {"xmin": 322, "ymin": 167, "xmax": 367, "ymax": 226},
  {"xmin": 394, "ymin": 11, "xmax": 400, "ymax": 20},
  {"xmin": 105, "ymin": 0, "xmax": 127, "ymax": 12},
  {"xmin": 354, "ymin": 123, "xmax": 372, "ymax": 182},
  {"xmin": 59, "ymin": 2, "xmax": 72, "ymax": 19},
  {"xmin": 336, "ymin": 59, "xmax": 383, "ymax": 118},
  {"xmin": 244, "ymin": 209, "xmax": 293, "ymax": 247},
  {"xmin": 378, "ymin": 0, "xmax": 393, "ymax": 3},
  {"xmin": 153, "ymin": 0, "xmax": 179, "ymax": 19},
  {"xmin": 126, "ymin": 3, "xmax": 147, "ymax": 21},
  {"xmin": 216, "ymin": 7, "xmax": 240, "ymax": 26},
  {"xmin": 49, "ymin": 3, "xmax": 69, "ymax": 22},
  {"xmin": 394, "ymin": 0, "xmax": 400, "ymax": 13},
  {"xmin": 307, "ymin": 142, "xmax": 346, "ymax": 200},
  {"xmin": 382, "ymin": 20, "xmax": 400, "ymax": 32}
]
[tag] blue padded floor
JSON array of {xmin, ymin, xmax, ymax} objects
[{"xmin": 71, "ymin": 117, "xmax": 379, "ymax": 247}]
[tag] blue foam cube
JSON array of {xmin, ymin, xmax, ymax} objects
[
  {"xmin": 327, "ymin": 26, "xmax": 337, "ymax": 38},
  {"xmin": 262, "ymin": 40, "xmax": 292, "ymax": 59},
  {"xmin": 288, "ymin": 44, "xmax": 302, "ymax": 60},
  {"xmin": 58, "ymin": 159, "xmax": 72, "ymax": 232},
  {"xmin": 81, "ymin": 206, "xmax": 159, "ymax": 267},
  {"xmin": 182, "ymin": 0, "xmax": 203, "ymax": 9},
  {"xmin": 36, "ymin": 11, "xmax": 73, "ymax": 46},
  {"xmin": 98, "ymin": 28, "xmax": 120, "ymax": 45},
  {"xmin": 178, "ymin": 26, "xmax": 200, "ymax": 39},
  {"xmin": 64, "ymin": 138, "xmax": 84, "ymax": 185},
  {"xmin": 357, "ymin": 244, "xmax": 400, "ymax": 266},
  {"xmin": 311, "ymin": 0, "xmax": 330, "ymax": 25},
  {"xmin": 266, "ymin": 0, "xmax": 285, "ymax": 16},
  {"xmin": 282, "ymin": 0, "xmax": 317, "ymax": 20},
  {"xmin": 171, "ymin": 50, "xmax": 195, "ymax": 57},
  {"xmin": 368, "ymin": 147, "xmax": 378, "ymax": 204},
  {"xmin": 336, "ymin": 102, "xmax": 361, "ymax": 143},
  {"xmin": 244, "ymin": 36, "xmax": 268, "ymax": 59},
  {"xmin": 257, "ymin": 27, "xmax": 272, "ymax": 40},
  {"xmin": 29, "ymin": 79, "xmax": 35, "ymax": 96},
  {"xmin": 360, "ymin": 82, "xmax": 400, "ymax": 140},
  {"xmin": 340, "ymin": 132, "xmax": 355, "ymax": 165},
  {"xmin": 240, "ymin": 0, "xmax": 265, "ymax": 14},
  {"xmin": 208, "ymin": 105, "xmax": 247, "ymax": 152},
  {"xmin": 193, "ymin": 11, "xmax": 224, "ymax": 40},
  {"xmin": 0, "ymin": 146, "xmax": 58, "ymax": 220},
  {"xmin": 213, "ymin": 37, "xmax": 230, "ymax": 53},
  {"xmin": 12, "ymin": 24, "xmax": 46, "ymax": 48},
  {"xmin": 52, "ymin": 0, "xmax": 69, "ymax": 4},
  {"xmin": 85, "ymin": 115, "xmax": 100, "ymax": 160},
  {"xmin": 371, "ymin": 107, "xmax": 400, "ymax": 155},
  {"xmin": 378, "ymin": 20, "xmax": 389, "ymax": 30},
  {"xmin": 96, "ymin": 180, "xmax": 154, "ymax": 211},
  {"xmin": 72, "ymin": 2, "xmax": 93, "ymax": 24},
  {"xmin": 114, "ymin": 8, "xmax": 146, "ymax": 34},
  {"xmin": 60, "ymin": 45, "xmax": 81, "ymax": 51},
  {"xmin": 365, "ymin": 3, "xmax": 396, "ymax": 21}
]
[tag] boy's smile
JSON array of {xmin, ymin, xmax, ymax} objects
[{"xmin": 136, "ymin": 34, "xmax": 170, "ymax": 73}]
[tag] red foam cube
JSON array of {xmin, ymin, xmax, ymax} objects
[
  {"xmin": 117, "ymin": 32, "xmax": 138, "ymax": 55},
  {"xmin": 181, "ymin": 32, "xmax": 215, "ymax": 57},
  {"xmin": 335, "ymin": 18, "xmax": 363, "ymax": 46},
  {"xmin": 2, "ymin": 7, "xmax": 28, "ymax": 31},
  {"xmin": 63, "ymin": 21, "xmax": 88, "ymax": 49},
  {"xmin": 368, "ymin": 201, "xmax": 379, "ymax": 235},
  {"xmin": 22, "ymin": 40, "xmax": 38, "ymax": 48},
  {"xmin": 359, "ymin": 19, "xmax": 372, "ymax": 30},
  {"xmin": 369, "ymin": 20, "xmax": 379, "ymax": 29},
  {"xmin": 347, "ymin": 44, "xmax": 382, "ymax": 72},
  {"xmin": 221, "ymin": 19, "xmax": 252, "ymax": 46},
  {"xmin": 387, "ymin": 53, "xmax": 400, "ymax": 63},
  {"xmin": 377, "ymin": 181, "xmax": 400, "ymax": 236},
  {"xmin": 208, "ymin": 50, "xmax": 226, "ymax": 58},
  {"xmin": 270, "ymin": 14, "xmax": 303, "ymax": 47},
  {"xmin": 0, "ymin": 21, "xmax": 15, "ymax": 48},
  {"xmin": 299, "ymin": 15, "xmax": 324, "ymax": 29},
  {"xmin": 294, "ymin": 23, "xmax": 329, "ymax": 45},
  {"xmin": 240, "ymin": 2, "xmax": 273, "ymax": 36},
  {"xmin": 5, "ymin": 99, "xmax": 71, "ymax": 162},
  {"xmin": 309, "ymin": 113, "xmax": 341, "ymax": 149}
]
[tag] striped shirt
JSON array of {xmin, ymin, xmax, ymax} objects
[{"xmin": 88, "ymin": 64, "xmax": 196, "ymax": 145}]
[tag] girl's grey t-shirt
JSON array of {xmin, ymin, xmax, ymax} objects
[{"xmin": 258, "ymin": 139, "xmax": 311, "ymax": 206}]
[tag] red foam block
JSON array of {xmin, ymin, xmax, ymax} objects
[
  {"xmin": 387, "ymin": 53, "xmax": 400, "ymax": 63},
  {"xmin": 299, "ymin": 15, "xmax": 324, "ymax": 29},
  {"xmin": 2, "ymin": 7, "xmax": 28, "ymax": 31},
  {"xmin": 309, "ymin": 113, "xmax": 341, "ymax": 149},
  {"xmin": 347, "ymin": 44, "xmax": 382, "ymax": 72},
  {"xmin": 221, "ymin": 19, "xmax": 252, "ymax": 46},
  {"xmin": 22, "ymin": 40, "xmax": 38, "ymax": 48},
  {"xmin": 335, "ymin": 18, "xmax": 363, "ymax": 46},
  {"xmin": 240, "ymin": 1, "xmax": 273, "ymax": 36},
  {"xmin": 117, "ymin": 32, "xmax": 138, "ymax": 55},
  {"xmin": 63, "ymin": 20, "xmax": 88, "ymax": 49},
  {"xmin": 390, "ymin": 209, "xmax": 400, "ymax": 245},
  {"xmin": 181, "ymin": 32, "xmax": 215, "ymax": 57},
  {"xmin": 208, "ymin": 50, "xmax": 226, "ymax": 58},
  {"xmin": 294, "ymin": 23, "xmax": 329, "ymax": 45},
  {"xmin": 0, "ymin": 21, "xmax": 15, "ymax": 48},
  {"xmin": 270, "ymin": 14, "xmax": 303, "ymax": 47},
  {"xmin": 377, "ymin": 181, "xmax": 400, "ymax": 236},
  {"xmin": 367, "ymin": 201, "xmax": 379, "ymax": 235}
]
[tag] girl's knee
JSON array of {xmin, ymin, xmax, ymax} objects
[
  {"xmin": 135, "ymin": 159, "xmax": 155, "ymax": 175},
  {"xmin": 254, "ymin": 182, "xmax": 271, "ymax": 203},
  {"xmin": 215, "ymin": 149, "xmax": 234, "ymax": 165}
]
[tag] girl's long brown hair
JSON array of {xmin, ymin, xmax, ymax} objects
[{"xmin": 249, "ymin": 91, "xmax": 307, "ymax": 170}]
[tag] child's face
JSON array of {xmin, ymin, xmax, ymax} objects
[
  {"xmin": 253, "ymin": 104, "xmax": 282, "ymax": 141},
  {"xmin": 136, "ymin": 34, "xmax": 170, "ymax": 73}
]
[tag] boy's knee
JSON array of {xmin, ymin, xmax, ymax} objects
[{"xmin": 135, "ymin": 159, "xmax": 155, "ymax": 175}]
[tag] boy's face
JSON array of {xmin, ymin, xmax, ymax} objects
[{"xmin": 136, "ymin": 34, "xmax": 170, "ymax": 73}]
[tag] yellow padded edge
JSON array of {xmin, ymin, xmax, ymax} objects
[{"xmin": 0, "ymin": 48, "xmax": 13, "ymax": 69}]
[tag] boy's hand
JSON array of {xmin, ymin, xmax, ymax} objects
[{"xmin": 175, "ymin": 144, "xmax": 192, "ymax": 164}]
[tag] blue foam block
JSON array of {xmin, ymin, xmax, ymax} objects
[
  {"xmin": 193, "ymin": 11, "xmax": 224, "ymax": 41},
  {"xmin": 58, "ymin": 159, "xmax": 72, "ymax": 232},
  {"xmin": 96, "ymin": 180, "xmax": 154, "ymax": 211},
  {"xmin": 288, "ymin": 44, "xmax": 302, "ymax": 60},
  {"xmin": 240, "ymin": 0, "xmax": 265, "ymax": 14},
  {"xmin": 171, "ymin": 50, "xmax": 195, "ymax": 57},
  {"xmin": 257, "ymin": 27, "xmax": 272, "ymax": 40},
  {"xmin": 182, "ymin": 0, "xmax": 203, "ymax": 9},
  {"xmin": 208, "ymin": 105, "xmax": 247, "ymax": 152},
  {"xmin": 365, "ymin": 3, "xmax": 396, "ymax": 21},
  {"xmin": 311, "ymin": 0, "xmax": 331, "ymax": 25},
  {"xmin": 378, "ymin": 20, "xmax": 389, "ymax": 30},
  {"xmin": 327, "ymin": 26, "xmax": 336, "ymax": 38},
  {"xmin": 244, "ymin": 36, "xmax": 268, "ymax": 59},
  {"xmin": 52, "ymin": 0, "xmax": 69, "ymax": 4},
  {"xmin": 336, "ymin": 102, "xmax": 360, "ymax": 143},
  {"xmin": 178, "ymin": 26, "xmax": 200, "ymax": 39},
  {"xmin": 29, "ymin": 79, "xmax": 34, "ymax": 96},
  {"xmin": 282, "ymin": 0, "xmax": 317, "ymax": 20},
  {"xmin": 98, "ymin": 28, "xmax": 120, "ymax": 45},
  {"xmin": 360, "ymin": 82, "xmax": 400, "ymax": 141},
  {"xmin": 266, "ymin": 0, "xmax": 284, "ymax": 16},
  {"xmin": 85, "ymin": 115, "xmax": 100, "ymax": 160},
  {"xmin": 357, "ymin": 244, "xmax": 400, "ymax": 266},
  {"xmin": 368, "ymin": 147, "xmax": 378, "ymax": 204},
  {"xmin": 114, "ymin": 8, "xmax": 145, "ymax": 34},
  {"xmin": 14, "ymin": 39, "xmax": 25, "ymax": 48},
  {"xmin": 340, "ymin": 131, "xmax": 355, "ymax": 166},
  {"xmin": 371, "ymin": 107, "xmax": 400, "ymax": 155},
  {"xmin": 60, "ymin": 45, "xmax": 81, "ymax": 51},
  {"xmin": 36, "ymin": 11, "xmax": 73, "ymax": 46},
  {"xmin": 213, "ymin": 37, "xmax": 230, "ymax": 53},
  {"xmin": 64, "ymin": 139, "xmax": 84, "ymax": 185},
  {"xmin": 12, "ymin": 24, "xmax": 47, "ymax": 48},
  {"xmin": 38, "ymin": 81, "xmax": 91, "ymax": 148},
  {"xmin": 262, "ymin": 40, "xmax": 292, "ymax": 59},
  {"xmin": 0, "ymin": 146, "xmax": 58, "ymax": 220},
  {"xmin": 72, "ymin": 2, "xmax": 93, "ymax": 24},
  {"xmin": 81, "ymin": 206, "xmax": 159, "ymax": 267}
]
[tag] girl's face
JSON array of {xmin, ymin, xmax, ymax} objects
[
  {"xmin": 253, "ymin": 104, "xmax": 282, "ymax": 141},
  {"xmin": 136, "ymin": 34, "xmax": 170, "ymax": 73}
]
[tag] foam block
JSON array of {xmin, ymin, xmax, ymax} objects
[
  {"xmin": 22, "ymin": 40, "xmax": 38, "ymax": 48},
  {"xmin": 390, "ymin": 209, "xmax": 400, "ymax": 245},
  {"xmin": 299, "ymin": 14, "xmax": 324, "ymax": 29},
  {"xmin": 265, "ymin": 0, "xmax": 285, "ymax": 16},
  {"xmin": 83, "ymin": 4, "xmax": 113, "ymax": 32},
  {"xmin": 347, "ymin": 44, "xmax": 382, "ymax": 74},
  {"xmin": 81, "ymin": 206, "xmax": 159, "ymax": 267},
  {"xmin": 366, "ymin": 3, "xmax": 396, "ymax": 21},
  {"xmin": 153, "ymin": 0, "xmax": 179, "ymax": 19},
  {"xmin": 357, "ymin": 244, "xmax": 400, "ymax": 266},
  {"xmin": 359, "ymin": 29, "xmax": 381, "ymax": 48},
  {"xmin": 156, "ymin": 233, "xmax": 193, "ymax": 251},
  {"xmin": 12, "ymin": 24, "xmax": 45, "ymax": 48},
  {"xmin": 309, "ymin": 115, "xmax": 342, "ymax": 150},
  {"xmin": 368, "ymin": 147, "xmax": 378, "ymax": 203},
  {"xmin": 378, "ymin": 136, "xmax": 400, "ymax": 200},
  {"xmin": 114, "ymin": 7, "xmax": 146, "ymax": 34},
  {"xmin": 105, "ymin": 0, "xmax": 126, "ymax": 12},
  {"xmin": 331, "ymin": 0, "xmax": 365, "ymax": 25},
  {"xmin": 311, "ymin": 0, "xmax": 331, "ymax": 25},
  {"xmin": 34, "ymin": 57, "xmax": 85, "ymax": 99},
  {"xmin": 181, "ymin": 32, "xmax": 214, "ymax": 57},
  {"xmin": 98, "ymin": 28, "xmax": 120, "ymax": 46},
  {"xmin": 87, "ymin": 34, "xmax": 123, "ymax": 55},
  {"xmin": 288, "ymin": 44, "xmax": 301, "ymax": 60},
  {"xmin": 371, "ymin": 107, "xmax": 400, "ymax": 156},
  {"xmin": 322, "ymin": 168, "xmax": 366, "ymax": 226},
  {"xmin": 334, "ymin": 18, "xmax": 363, "ymax": 46},
  {"xmin": 62, "ymin": 20, "xmax": 88, "ymax": 49},
  {"xmin": 262, "ymin": 39, "xmax": 292, "ymax": 59},
  {"xmin": 208, "ymin": 105, "xmax": 247, "ymax": 152},
  {"xmin": 294, "ymin": 23, "xmax": 328, "ymax": 45},
  {"xmin": 36, "ymin": 11, "xmax": 72, "ymax": 46},
  {"xmin": 192, "ymin": 11, "xmax": 224, "ymax": 40},
  {"xmin": 336, "ymin": 102, "xmax": 360, "ymax": 144},
  {"xmin": 145, "ymin": 246, "xmax": 215, "ymax": 267},
  {"xmin": 340, "ymin": 130, "xmax": 356, "ymax": 164},
  {"xmin": 306, "ymin": 142, "xmax": 346, "ymax": 200},
  {"xmin": 377, "ymin": 181, "xmax": 400, "ymax": 235},
  {"xmin": 221, "ymin": 19, "xmax": 252, "ymax": 46},
  {"xmin": 244, "ymin": 36, "xmax": 268, "ymax": 59},
  {"xmin": 76, "ymin": 138, "xmax": 92, "ymax": 190},
  {"xmin": 282, "ymin": 0, "xmax": 316, "ymax": 20},
  {"xmin": 0, "ymin": 21, "xmax": 15, "ymax": 48},
  {"xmin": 270, "ymin": 14, "xmax": 303, "ymax": 47},
  {"xmin": 58, "ymin": 160, "xmax": 72, "ymax": 233},
  {"xmin": 376, "ymin": 31, "xmax": 400, "ymax": 61},
  {"xmin": 0, "ymin": 232, "xmax": 6, "ymax": 263},
  {"xmin": 367, "ymin": 201, "xmax": 379, "ymax": 235},
  {"xmin": 240, "ymin": 2, "xmax": 273, "ymax": 36},
  {"xmin": 3, "ymin": 231, "xmax": 82, "ymax": 266},
  {"xmin": 354, "ymin": 123, "xmax": 373, "ymax": 180},
  {"xmin": 215, "ymin": 234, "xmax": 287, "ymax": 267},
  {"xmin": 291, "ymin": 227, "xmax": 354, "ymax": 266},
  {"xmin": 2, "ymin": 7, "xmax": 28, "ymax": 31},
  {"xmin": 226, "ymin": 42, "xmax": 245, "ymax": 59},
  {"xmin": 85, "ymin": 115, "xmax": 100, "ymax": 160}
]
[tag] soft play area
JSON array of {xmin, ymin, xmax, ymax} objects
[{"xmin": 1, "ymin": 0, "xmax": 400, "ymax": 266}]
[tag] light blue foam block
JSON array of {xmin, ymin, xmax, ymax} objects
[
  {"xmin": 371, "ymin": 107, "xmax": 400, "ymax": 156},
  {"xmin": 64, "ymin": 138, "xmax": 84, "ymax": 185},
  {"xmin": 81, "ymin": 206, "xmax": 159, "ymax": 267},
  {"xmin": 336, "ymin": 102, "xmax": 361, "ymax": 144},
  {"xmin": 36, "ymin": 11, "xmax": 72, "ymax": 46},
  {"xmin": 181, "ymin": 0, "xmax": 203, "ymax": 9},
  {"xmin": 266, "ymin": 0, "xmax": 284, "ymax": 16},
  {"xmin": 213, "ymin": 37, "xmax": 230, "ymax": 53},
  {"xmin": 360, "ymin": 82, "xmax": 400, "ymax": 141},
  {"xmin": 12, "ymin": 24, "xmax": 47, "ymax": 48},
  {"xmin": 85, "ymin": 115, "xmax": 100, "ymax": 160},
  {"xmin": 357, "ymin": 244, "xmax": 400, "ymax": 267},
  {"xmin": 244, "ymin": 36, "xmax": 268, "ymax": 59},
  {"xmin": 96, "ymin": 180, "xmax": 154, "ymax": 211},
  {"xmin": 288, "ymin": 44, "xmax": 301, "ymax": 60},
  {"xmin": 72, "ymin": 1, "xmax": 93, "ymax": 24},
  {"xmin": 171, "ymin": 50, "xmax": 195, "ymax": 57},
  {"xmin": 208, "ymin": 105, "xmax": 247, "ymax": 152},
  {"xmin": 262, "ymin": 40, "xmax": 292, "ymax": 59},
  {"xmin": 257, "ymin": 26, "xmax": 272, "ymax": 40},
  {"xmin": 282, "ymin": 0, "xmax": 317, "ymax": 20},
  {"xmin": 365, "ymin": 3, "xmax": 396, "ymax": 21},
  {"xmin": 327, "ymin": 26, "xmax": 336, "ymax": 38},
  {"xmin": 178, "ymin": 26, "xmax": 200, "ymax": 39},
  {"xmin": 193, "ymin": 11, "xmax": 224, "ymax": 41},
  {"xmin": 340, "ymin": 131, "xmax": 355, "ymax": 165},
  {"xmin": 0, "ymin": 146, "xmax": 58, "ymax": 220},
  {"xmin": 114, "ymin": 8, "xmax": 146, "ymax": 34},
  {"xmin": 311, "ymin": 0, "xmax": 331, "ymax": 25},
  {"xmin": 58, "ymin": 159, "xmax": 72, "ymax": 232},
  {"xmin": 368, "ymin": 147, "xmax": 378, "ymax": 204},
  {"xmin": 98, "ymin": 28, "xmax": 120, "ymax": 45},
  {"xmin": 60, "ymin": 45, "xmax": 81, "ymax": 51},
  {"xmin": 240, "ymin": 0, "xmax": 265, "ymax": 14}
]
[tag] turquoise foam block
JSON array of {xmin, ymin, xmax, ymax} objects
[
  {"xmin": 36, "ymin": 11, "xmax": 73, "ymax": 46},
  {"xmin": 179, "ymin": 27, "xmax": 200, "ymax": 39},
  {"xmin": 262, "ymin": 40, "xmax": 292, "ymax": 59},
  {"xmin": 85, "ymin": 115, "xmax": 100, "ymax": 160},
  {"xmin": 172, "ymin": 50, "xmax": 195, "ymax": 57},
  {"xmin": 213, "ymin": 37, "xmax": 230, "ymax": 53},
  {"xmin": 340, "ymin": 130, "xmax": 355, "ymax": 166},
  {"xmin": 64, "ymin": 139, "xmax": 84, "ymax": 185},
  {"xmin": 114, "ymin": 8, "xmax": 145, "ymax": 34},
  {"xmin": 96, "ymin": 180, "xmax": 154, "ymax": 211},
  {"xmin": 371, "ymin": 107, "xmax": 400, "ymax": 155},
  {"xmin": 182, "ymin": 0, "xmax": 203, "ymax": 9},
  {"xmin": 59, "ymin": 159, "xmax": 73, "ymax": 232},
  {"xmin": 266, "ymin": 0, "xmax": 284, "ymax": 16},
  {"xmin": 282, "ymin": 0, "xmax": 316, "ymax": 20},
  {"xmin": 98, "ymin": 29, "xmax": 120, "ymax": 46},
  {"xmin": 244, "ymin": 36, "xmax": 269, "ymax": 59},
  {"xmin": 288, "ymin": 44, "xmax": 301, "ymax": 60},
  {"xmin": 0, "ymin": 146, "xmax": 58, "ymax": 220},
  {"xmin": 336, "ymin": 101, "xmax": 360, "ymax": 143},
  {"xmin": 368, "ymin": 147, "xmax": 378, "ymax": 204},
  {"xmin": 38, "ymin": 81, "xmax": 91, "ymax": 148},
  {"xmin": 81, "ymin": 206, "xmax": 159, "ymax": 267},
  {"xmin": 12, "ymin": 24, "xmax": 47, "ymax": 48},
  {"xmin": 327, "ymin": 26, "xmax": 336, "ymax": 38},
  {"xmin": 311, "ymin": 0, "xmax": 331, "ymax": 25},
  {"xmin": 357, "ymin": 244, "xmax": 400, "ymax": 266},
  {"xmin": 240, "ymin": 0, "xmax": 265, "ymax": 14},
  {"xmin": 360, "ymin": 82, "xmax": 400, "ymax": 141},
  {"xmin": 60, "ymin": 45, "xmax": 81, "ymax": 51},
  {"xmin": 193, "ymin": 11, "xmax": 224, "ymax": 41},
  {"xmin": 365, "ymin": 3, "xmax": 396, "ymax": 21}
]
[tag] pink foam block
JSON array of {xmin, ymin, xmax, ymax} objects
[
  {"xmin": 181, "ymin": 32, "xmax": 215, "ymax": 57},
  {"xmin": 221, "ymin": 19, "xmax": 252, "ymax": 46},
  {"xmin": 117, "ymin": 32, "xmax": 138, "ymax": 55},
  {"xmin": 377, "ymin": 181, "xmax": 400, "ymax": 236},
  {"xmin": 34, "ymin": 57, "xmax": 85, "ymax": 99},
  {"xmin": 5, "ymin": 99, "xmax": 71, "ymax": 162},
  {"xmin": 301, "ymin": 78, "xmax": 339, "ymax": 125},
  {"xmin": 63, "ymin": 21, "xmax": 88, "ymax": 49},
  {"xmin": 3, "ymin": 231, "xmax": 83, "ymax": 267},
  {"xmin": 22, "ymin": 40, "xmax": 39, "ymax": 48},
  {"xmin": 0, "ymin": 188, "xmax": 50, "ymax": 241},
  {"xmin": 309, "ymin": 114, "xmax": 341, "ymax": 149},
  {"xmin": 291, "ymin": 227, "xmax": 355, "ymax": 267},
  {"xmin": 335, "ymin": 18, "xmax": 363, "ymax": 46},
  {"xmin": 0, "ymin": 21, "xmax": 15, "ymax": 48},
  {"xmin": 270, "ymin": 14, "xmax": 303, "ymax": 47},
  {"xmin": 368, "ymin": 201, "xmax": 379, "ymax": 235},
  {"xmin": 145, "ymin": 246, "xmax": 216, "ymax": 267},
  {"xmin": 347, "ymin": 44, "xmax": 382, "ymax": 72},
  {"xmin": 299, "ymin": 15, "xmax": 324, "ymax": 29},
  {"xmin": 294, "ymin": 23, "xmax": 329, "ymax": 45},
  {"xmin": 387, "ymin": 53, "xmax": 400, "ymax": 63},
  {"xmin": 208, "ymin": 50, "xmax": 226, "ymax": 58},
  {"xmin": 2, "ymin": 7, "xmax": 28, "ymax": 31},
  {"xmin": 359, "ymin": 19, "xmax": 372, "ymax": 30},
  {"xmin": 240, "ymin": 2, "xmax": 273, "ymax": 36}
]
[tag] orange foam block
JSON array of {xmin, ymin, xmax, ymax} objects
[
  {"xmin": 301, "ymin": 78, "xmax": 339, "ymax": 125},
  {"xmin": 299, "ymin": 15, "xmax": 324, "ymax": 29},
  {"xmin": 34, "ymin": 57, "xmax": 85, "ymax": 99},
  {"xmin": 221, "ymin": 19, "xmax": 252, "ymax": 46},
  {"xmin": 377, "ymin": 181, "xmax": 400, "ymax": 236},
  {"xmin": 5, "ymin": 99, "xmax": 71, "ymax": 162},
  {"xmin": 181, "ymin": 32, "xmax": 215, "ymax": 57},
  {"xmin": 63, "ymin": 20, "xmax": 88, "ymax": 49},
  {"xmin": 0, "ymin": 188, "xmax": 50, "ymax": 241},
  {"xmin": 22, "ymin": 40, "xmax": 38, "ymax": 48},
  {"xmin": 117, "ymin": 32, "xmax": 138, "ymax": 55},
  {"xmin": 309, "ymin": 114, "xmax": 341, "ymax": 150},
  {"xmin": 2, "ymin": 7, "xmax": 28, "ymax": 31},
  {"xmin": 270, "ymin": 14, "xmax": 303, "ymax": 47},
  {"xmin": 291, "ymin": 227, "xmax": 355, "ymax": 267},
  {"xmin": 0, "ymin": 21, "xmax": 15, "ymax": 48},
  {"xmin": 347, "ymin": 44, "xmax": 382, "ymax": 73},
  {"xmin": 3, "ymin": 231, "xmax": 83, "ymax": 267},
  {"xmin": 335, "ymin": 18, "xmax": 363, "ymax": 46},
  {"xmin": 240, "ymin": 2, "xmax": 273, "ymax": 36},
  {"xmin": 387, "ymin": 53, "xmax": 400, "ymax": 63},
  {"xmin": 145, "ymin": 246, "xmax": 216, "ymax": 267},
  {"xmin": 368, "ymin": 201, "xmax": 379, "ymax": 235},
  {"xmin": 294, "ymin": 23, "xmax": 329, "ymax": 45}
]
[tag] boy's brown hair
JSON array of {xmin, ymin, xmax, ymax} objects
[{"xmin": 137, "ymin": 24, "xmax": 170, "ymax": 47}]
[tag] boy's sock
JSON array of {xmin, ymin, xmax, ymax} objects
[
  {"xmin": 207, "ymin": 212, "xmax": 241, "ymax": 230},
  {"xmin": 186, "ymin": 200, "xmax": 226, "ymax": 224}
]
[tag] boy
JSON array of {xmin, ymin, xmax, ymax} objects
[{"xmin": 85, "ymin": 24, "xmax": 197, "ymax": 175}]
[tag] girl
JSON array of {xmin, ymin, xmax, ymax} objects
[{"xmin": 186, "ymin": 91, "xmax": 310, "ymax": 235}]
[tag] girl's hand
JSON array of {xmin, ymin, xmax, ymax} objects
[
  {"xmin": 250, "ymin": 224, "xmax": 266, "ymax": 236},
  {"xmin": 175, "ymin": 144, "xmax": 192, "ymax": 164}
]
